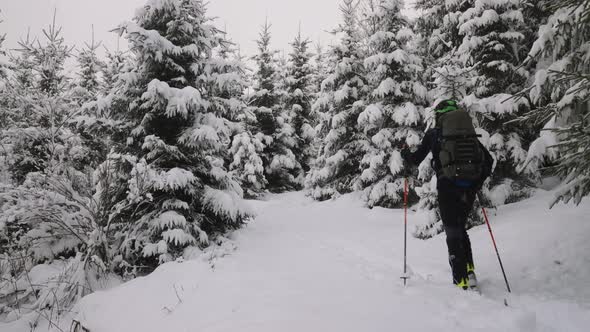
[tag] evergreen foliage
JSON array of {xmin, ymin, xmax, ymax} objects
[
  {"xmin": 101, "ymin": 0, "xmax": 253, "ymax": 266},
  {"xmin": 356, "ymin": 0, "xmax": 428, "ymax": 208},
  {"xmin": 251, "ymin": 20, "xmax": 303, "ymax": 192},
  {"xmin": 2, "ymin": 0, "xmax": 590, "ymax": 324},
  {"xmin": 306, "ymin": 0, "xmax": 369, "ymax": 200},
  {"xmin": 284, "ymin": 29, "xmax": 316, "ymax": 173},
  {"xmin": 518, "ymin": 0, "xmax": 590, "ymax": 206}
]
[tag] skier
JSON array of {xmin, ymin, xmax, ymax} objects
[{"xmin": 401, "ymin": 99, "xmax": 494, "ymax": 290}]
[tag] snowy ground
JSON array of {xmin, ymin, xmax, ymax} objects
[{"xmin": 3, "ymin": 189, "xmax": 590, "ymax": 332}]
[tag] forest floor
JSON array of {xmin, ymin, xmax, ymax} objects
[{"xmin": 3, "ymin": 189, "xmax": 590, "ymax": 332}]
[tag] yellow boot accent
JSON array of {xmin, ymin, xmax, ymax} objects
[
  {"xmin": 457, "ymin": 278, "xmax": 469, "ymax": 290},
  {"xmin": 467, "ymin": 263, "xmax": 475, "ymax": 274}
]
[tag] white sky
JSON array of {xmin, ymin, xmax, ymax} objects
[{"xmin": 0, "ymin": 0, "xmax": 417, "ymax": 59}]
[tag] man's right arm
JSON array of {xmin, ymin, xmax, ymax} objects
[{"xmin": 402, "ymin": 129, "xmax": 435, "ymax": 166}]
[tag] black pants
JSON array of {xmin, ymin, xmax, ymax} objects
[{"xmin": 437, "ymin": 180, "xmax": 476, "ymax": 284}]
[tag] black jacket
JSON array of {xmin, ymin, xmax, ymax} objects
[{"xmin": 404, "ymin": 128, "xmax": 494, "ymax": 188}]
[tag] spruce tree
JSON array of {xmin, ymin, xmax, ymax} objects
[
  {"xmin": 311, "ymin": 43, "xmax": 331, "ymax": 97},
  {"xmin": 411, "ymin": 0, "xmax": 539, "ymax": 237},
  {"xmin": 217, "ymin": 35, "xmax": 267, "ymax": 198},
  {"xmin": 458, "ymin": 0, "xmax": 537, "ymax": 205},
  {"xmin": 284, "ymin": 29, "xmax": 316, "ymax": 173},
  {"xmin": 306, "ymin": 0, "xmax": 369, "ymax": 200},
  {"xmin": 519, "ymin": 0, "xmax": 590, "ymax": 206},
  {"xmin": 0, "ymin": 16, "xmax": 99, "ymax": 268},
  {"xmin": 251, "ymin": 20, "xmax": 303, "ymax": 192},
  {"xmin": 102, "ymin": 46, "xmax": 130, "ymax": 94},
  {"xmin": 102, "ymin": 0, "xmax": 252, "ymax": 266},
  {"xmin": 356, "ymin": 0, "xmax": 428, "ymax": 208},
  {"xmin": 74, "ymin": 30, "xmax": 104, "ymax": 103},
  {"xmin": 1, "ymin": 17, "xmax": 83, "ymax": 183}
]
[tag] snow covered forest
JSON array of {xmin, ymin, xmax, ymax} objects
[{"xmin": 0, "ymin": 0, "xmax": 589, "ymax": 330}]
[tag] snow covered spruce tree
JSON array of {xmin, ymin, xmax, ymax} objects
[
  {"xmin": 0, "ymin": 17, "xmax": 116, "ymax": 321},
  {"xmin": 0, "ymin": 18, "xmax": 92, "ymax": 185},
  {"xmin": 102, "ymin": 47, "xmax": 130, "ymax": 94},
  {"xmin": 457, "ymin": 0, "xmax": 538, "ymax": 205},
  {"xmin": 283, "ymin": 29, "xmax": 316, "ymax": 173},
  {"xmin": 355, "ymin": 0, "xmax": 428, "ymax": 208},
  {"xmin": 409, "ymin": 0, "xmax": 540, "ymax": 237},
  {"xmin": 216, "ymin": 34, "xmax": 267, "ymax": 198},
  {"xmin": 517, "ymin": 0, "xmax": 590, "ymax": 206},
  {"xmin": 250, "ymin": 20, "xmax": 303, "ymax": 192},
  {"xmin": 411, "ymin": 0, "xmax": 480, "ymax": 238},
  {"xmin": 73, "ymin": 33, "xmax": 104, "ymax": 103},
  {"xmin": 0, "ymin": 21, "xmax": 9, "ymax": 153},
  {"xmin": 311, "ymin": 43, "xmax": 331, "ymax": 98},
  {"xmin": 414, "ymin": 0, "xmax": 471, "ymax": 101},
  {"xmin": 306, "ymin": 0, "xmax": 369, "ymax": 200},
  {"xmin": 99, "ymin": 0, "xmax": 252, "ymax": 267}
]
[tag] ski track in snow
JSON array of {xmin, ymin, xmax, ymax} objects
[{"xmin": 3, "ymin": 190, "xmax": 590, "ymax": 332}]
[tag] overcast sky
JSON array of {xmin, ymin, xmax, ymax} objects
[{"xmin": 1, "ymin": 0, "xmax": 416, "ymax": 59}]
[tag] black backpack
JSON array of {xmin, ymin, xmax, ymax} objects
[{"xmin": 436, "ymin": 108, "xmax": 485, "ymax": 184}]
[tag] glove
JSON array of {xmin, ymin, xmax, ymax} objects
[{"xmin": 400, "ymin": 148, "xmax": 412, "ymax": 164}]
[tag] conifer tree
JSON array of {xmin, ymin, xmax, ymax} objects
[
  {"xmin": 306, "ymin": 0, "xmax": 369, "ymax": 200},
  {"xmin": 217, "ymin": 34, "xmax": 267, "ymax": 198},
  {"xmin": 458, "ymin": 0, "xmax": 537, "ymax": 205},
  {"xmin": 0, "ymin": 15, "xmax": 99, "ymax": 269},
  {"xmin": 74, "ymin": 29, "xmax": 104, "ymax": 103},
  {"xmin": 0, "ymin": 24, "xmax": 7, "ymax": 83},
  {"xmin": 284, "ymin": 28, "xmax": 316, "ymax": 173},
  {"xmin": 101, "ymin": 0, "xmax": 252, "ymax": 266},
  {"xmin": 251, "ymin": 20, "xmax": 303, "ymax": 192},
  {"xmin": 410, "ymin": 0, "xmax": 540, "ymax": 237},
  {"xmin": 518, "ymin": 0, "xmax": 590, "ymax": 206},
  {"xmin": 102, "ymin": 46, "xmax": 130, "ymax": 94},
  {"xmin": 311, "ymin": 42, "xmax": 331, "ymax": 97},
  {"xmin": 1, "ymin": 17, "xmax": 83, "ymax": 183},
  {"xmin": 356, "ymin": 0, "xmax": 428, "ymax": 208}
]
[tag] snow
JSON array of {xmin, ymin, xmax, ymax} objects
[
  {"xmin": 202, "ymin": 186, "xmax": 253, "ymax": 221},
  {"xmin": 154, "ymin": 168, "xmax": 197, "ymax": 191},
  {"xmin": 358, "ymin": 104, "xmax": 383, "ymax": 131},
  {"xmin": 10, "ymin": 189, "xmax": 589, "ymax": 332},
  {"xmin": 142, "ymin": 79, "xmax": 205, "ymax": 118},
  {"xmin": 463, "ymin": 93, "xmax": 527, "ymax": 115},
  {"xmin": 150, "ymin": 211, "xmax": 188, "ymax": 230},
  {"xmin": 391, "ymin": 102, "xmax": 421, "ymax": 126}
]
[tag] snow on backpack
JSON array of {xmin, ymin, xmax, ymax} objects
[{"xmin": 435, "ymin": 101, "xmax": 485, "ymax": 185}]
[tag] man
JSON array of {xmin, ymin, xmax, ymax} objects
[{"xmin": 401, "ymin": 99, "xmax": 494, "ymax": 290}]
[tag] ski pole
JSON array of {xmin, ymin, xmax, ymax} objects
[
  {"xmin": 401, "ymin": 177, "xmax": 409, "ymax": 286},
  {"xmin": 477, "ymin": 193, "xmax": 511, "ymax": 294}
]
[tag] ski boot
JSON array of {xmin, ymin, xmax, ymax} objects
[{"xmin": 467, "ymin": 263, "xmax": 478, "ymax": 291}]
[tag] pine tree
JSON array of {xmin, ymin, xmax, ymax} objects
[
  {"xmin": 306, "ymin": 0, "xmax": 369, "ymax": 200},
  {"xmin": 102, "ymin": 0, "xmax": 252, "ymax": 267},
  {"xmin": 251, "ymin": 20, "xmax": 303, "ymax": 192},
  {"xmin": 356, "ymin": 0, "xmax": 428, "ymax": 208}
]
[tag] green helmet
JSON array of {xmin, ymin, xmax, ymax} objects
[{"xmin": 434, "ymin": 99, "xmax": 459, "ymax": 114}]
